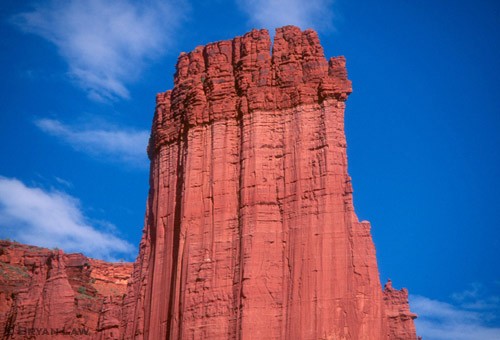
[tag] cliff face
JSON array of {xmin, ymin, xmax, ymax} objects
[
  {"xmin": 0, "ymin": 240, "xmax": 132, "ymax": 339},
  {"xmin": 0, "ymin": 26, "xmax": 417, "ymax": 340},
  {"xmin": 122, "ymin": 26, "xmax": 418, "ymax": 339}
]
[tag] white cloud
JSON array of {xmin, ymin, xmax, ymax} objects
[
  {"xmin": 12, "ymin": 0, "xmax": 188, "ymax": 101},
  {"xmin": 452, "ymin": 282, "xmax": 482, "ymax": 301},
  {"xmin": 237, "ymin": 0, "xmax": 335, "ymax": 33},
  {"xmin": 34, "ymin": 118, "xmax": 149, "ymax": 167},
  {"xmin": 452, "ymin": 283, "xmax": 500, "ymax": 311},
  {"xmin": 0, "ymin": 177, "xmax": 135, "ymax": 261},
  {"xmin": 411, "ymin": 295, "xmax": 500, "ymax": 340}
]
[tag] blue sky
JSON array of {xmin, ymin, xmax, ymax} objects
[{"xmin": 0, "ymin": 1, "xmax": 498, "ymax": 338}]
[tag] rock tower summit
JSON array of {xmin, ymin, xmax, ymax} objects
[
  {"xmin": 0, "ymin": 26, "xmax": 417, "ymax": 340},
  {"xmin": 122, "ymin": 26, "xmax": 418, "ymax": 339}
]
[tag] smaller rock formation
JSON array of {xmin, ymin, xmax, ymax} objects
[
  {"xmin": 0, "ymin": 240, "xmax": 132, "ymax": 339},
  {"xmin": 383, "ymin": 279, "xmax": 418, "ymax": 339}
]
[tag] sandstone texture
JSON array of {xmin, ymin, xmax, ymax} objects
[
  {"xmin": 0, "ymin": 240, "xmax": 132, "ymax": 339},
  {"xmin": 383, "ymin": 280, "xmax": 418, "ymax": 340},
  {"xmin": 123, "ymin": 26, "xmax": 418, "ymax": 339},
  {"xmin": 0, "ymin": 26, "xmax": 418, "ymax": 339}
]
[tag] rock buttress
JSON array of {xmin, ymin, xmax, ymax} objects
[
  {"xmin": 383, "ymin": 280, "xmax": 418, "ymax": 340},
  {"xmin": 122, "ymin": 26, "xmax": 418, "ymax": 340}
]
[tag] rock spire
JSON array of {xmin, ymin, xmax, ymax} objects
[{"xmin": 123, "ymin": 26, "xmax": 418, "ymax": 340}]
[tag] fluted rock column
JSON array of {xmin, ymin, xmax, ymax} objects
[{"xmin": 123, "ymin": 26, "xmax": 418, "ymax": 340}]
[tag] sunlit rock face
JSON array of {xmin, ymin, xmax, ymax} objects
[
  {"xmin": 0, "ymin": 240, "xmax": 132, "ymax": 339},
  {"xmin": 122, "ymin": 26, "xmax": 418, "ymax": 340},
  {"xmin": 0, "ymin": 25, "xmax": 417, "ymax": 340}
]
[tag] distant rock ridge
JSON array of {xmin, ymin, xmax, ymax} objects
[
  {"xmin": 0, "ymin": 26, "xmax": 418, "ymax": 339},
  {"xmin": 0, "ymin": 240, "xmax": 132, "ymax": 339}
]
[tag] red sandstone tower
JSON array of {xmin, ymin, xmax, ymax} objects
[{"xmin": 122, "ymin": 26, "xmax": 418, "ymax": 340}]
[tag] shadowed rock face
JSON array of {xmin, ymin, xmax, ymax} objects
[
  {"xmin": 0, "ymin": 26, "xmax": 417, "ymax": 340},
  {"xmin": 122, "ymin": 26, "xmax": 418, "ymax": 340}
]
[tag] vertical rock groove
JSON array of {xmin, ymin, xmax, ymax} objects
[
  {"xmin": 123, "ymin": 26, "xmax": 418, "ymax": 340},
  {"xmin": 0, "ymin": 26, "xmax": 418, "ymax": 340}
]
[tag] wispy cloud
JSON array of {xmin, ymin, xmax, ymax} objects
[
  {"xmin": 54, "ymin": 176, "xmax": 73, "ymax": 189},
  {"xmin": 34, "ymin": 118, "xmax": 149, "ymax": 167},
  {"xmin": 12, "ymin": 0, "xmax": 188, "ymax": 101},
  {"xmin": 411, "ymin": 294, "xmax": 500, "ymax": 340},
  {"xmin": 237, "ymin": 0, "xmax": 335, "ymax": 33},
  {"xmin": 0, "ymin": 176, "xmax": 135, "ymax": 261}
]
